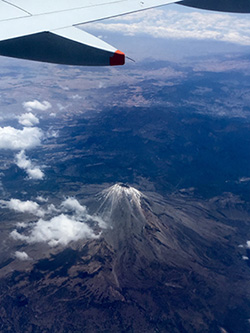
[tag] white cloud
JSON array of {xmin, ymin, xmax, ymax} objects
[
  {"xmin": 238, "ymin": 177, "xmax": 250, "ymax": 183},
  {"xmin": 61, "ymin": 197, "xmax": 87, "ymax": 215},
  {"xmin": 71, "ymin": 94, "xmax": 82, "ymax": 100},
  {"xmin": 242, "ymin": 256, "xmax": 249, "ymax": 260},
  {"xmin": 23, "ymin": 100, "xmax": 51, "ymax": 112},
  {"xmin": 11, "ymin": 214, "xmax": 98, "ymax": 247},
  {"xmin": 46, "ymin": 203, "xmax": 60, "ymax": 215},
  {"xmin": 15, "ymin": 251, "xmax": 31, "ymax": 261},
  {"xmin": 9, "ymin": 197, "xmax": 106, "ymax": 247},
  {"xmin": 1, "ymin": 198, "xmax": 44, "ymax": 217},
  {"xmin": 247, "ymin": 241, "xmax": 250, "ymax": 248},
  {"xmin": 61, "ymin": 197, "xmax": 107, "ymax": 228},
  {"xmin": 15, "ymin": 150, "xmax": 44, "ymax": 180},
  {"xmin": 57, "ymin": 103, "xmax": 69, "ymax": 111},
  {"xmin": 36, "ymin": 196, "xmax": 48, "ymax": 203},
  {"xmin": 11, "ymin": 230, "xmax": 30, "ymax": 242},
  {"xmin": 16, "ymin": 222, "xmax": 28, "ymax": 228},
  {"xmin": 89, "ymin": 9, "xmax": 250, "ymax": 45},
  {"xmin": 26, "ymin": 167, "xmax": 44, "ymax": 180},
  {"xmin": 0, "ymin": 126, "xmax": 43, "ymax": 150},
  {"xmin": 0, "ymin": 117, "xmax": 44, "ymax": 180},
  {"xmin": 47, "ymin": 127, "xmax": 59, "ymax": 138},
  {"xmin": 18, "ymin": 113, "xmax": 39, "ymax": 127}
]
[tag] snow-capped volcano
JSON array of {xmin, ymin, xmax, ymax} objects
[
  {"xmin": 1, "ymin": 186, "xmax": 250, "ymax": 332},
  {"xmin": 96, "ymin": 183, "xmax": 144, "ymax": 220},
  {"xmin": 94, "ymin": 183, "xmax": 148, "ymax": 250},
  {"xmin": 102, "ymin": 183, "xmax": 142, "ymax": 203}
]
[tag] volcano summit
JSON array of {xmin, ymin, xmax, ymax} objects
[{"xmin": 0, "ymin": 184, "xmax": 250, "ymax": 332}]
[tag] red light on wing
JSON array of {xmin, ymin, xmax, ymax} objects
[{"xmin": 109, "ymin": 50, "xmax": 125, "ymax": 66}]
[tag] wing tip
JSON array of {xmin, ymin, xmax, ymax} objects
[{"xmin": 110, "ymin": 50, "xmax": 125, "ymax": 66}]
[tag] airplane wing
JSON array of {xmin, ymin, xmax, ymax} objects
[
  {"xmin": 0, "ymin": 0, "xmax": 249, "ymax": 66},
  {"xmin": 0, "ymin": 0, "xmax": 179, "ymax": 66},
  {"xmin": 179, "ymin": 0, "xmax": 250, "ymax": 13}
]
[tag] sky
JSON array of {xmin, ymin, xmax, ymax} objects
[{"xmin": 82, "ymin": 4, "xmax": 250, "ymax": 61}]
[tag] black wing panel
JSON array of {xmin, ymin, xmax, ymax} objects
[
  {"xmin": 0, "ymin": 28, "xmax": 125, "ymax": 66},
  {"xmin": 179, "ymin": 0, "xmax": 250, "ymax": 13}
]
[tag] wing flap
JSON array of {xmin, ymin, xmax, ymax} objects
[
  {"xmin": 0, "ymin": 27, "xmax": 125, "ymax": 66},
  {"xmin": 3, "ymin": 0, "xmax": 115, "ymax": 16},
  {"xmin": 0, "ymin": 0, "xmax": 179, "ymax": 42},
  {"xmin": 3, "ymin": 0, "xmax": 178, "ymax": 17},
  {"xmin": 0, "ymin": 1, "xmax": 29, "ymax": 20}
]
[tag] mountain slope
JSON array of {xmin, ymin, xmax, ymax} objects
[{"xmin": 0, "ymin": 184, "xmax": 250, "ymax": 332}]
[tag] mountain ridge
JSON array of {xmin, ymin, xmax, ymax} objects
[{"xmin": 0, "ymin": 184, "xmax": 250, "ymax": 332}]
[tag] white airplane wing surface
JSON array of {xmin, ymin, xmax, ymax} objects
[
  {"xmin": 0, "ymin": 0, "xmax": 180, "ymax": 66},
  {"xmin": 0, "ymin": 0, "xmax": 249, "ymax": 66}
]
